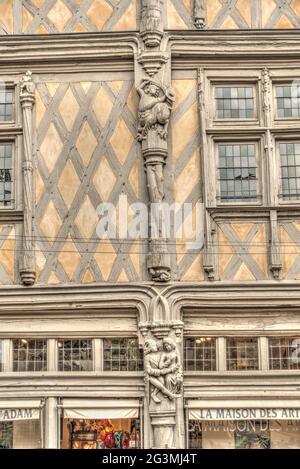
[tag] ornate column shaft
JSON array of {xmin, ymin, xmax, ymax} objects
[
  {"xmin": 136, "ymin": 0, "xmax": 175, "ymax": 282},
  {"xmin": 19, "ymin": 71, "xmax": 36, "ymax": 286}
]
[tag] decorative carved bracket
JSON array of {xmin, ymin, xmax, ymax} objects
[
  {"xmin": 19, "ymin": 71, "xmax": 36, "ymax": 286},
  {"xmin": 137, "ymin": 51, "xmax": 168, "ymax": 77},
  {"xmin": 193, "ymin": 0, "xmax": 206, "ymax": 29}
]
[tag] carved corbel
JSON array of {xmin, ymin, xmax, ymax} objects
[
  {"xmin": 193, "ymin": 0, "xmax": 206, "ymax": 29},
  {"xmin": 140, "ymin": 0, "xmax": 164, "ymax": 48},
  {"xmin": 19, "ymin": 71, "xmax": 36, "ymax": 286}
]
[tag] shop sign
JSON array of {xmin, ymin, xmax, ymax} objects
[
  {"xmin": 0, "ymin": 408, "xmax": 39, "ymax": 421},
  {"xmin": 189, "ymin": 408, "xmax": 300, "ymax": 420},
  {"xmin": 189, "ymin": 420, "xmax": 300, "ymax": 433}
]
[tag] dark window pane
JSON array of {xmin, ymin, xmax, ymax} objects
[
  {"xmin": 215, "ymin": 86, "xmax": 255, "ymax": 119},
  {"xmin": 58, "ymin": 339, "xmax": 93, "ymax": 371},
  {"xmin": 276, "ymin": 85, "xmax": 300, "ymax": 118},
  {"xmin": 226, "ymin": 337, "xmax": 259, "ymax": 371},
  {"xmin": 103, "ymin": 338, "xmax": 143, "ymax": 372},
  {"xmin": 184, "ymin": 338, "xmax": 217, "ymax": 371},
  {"xmin": 12, "ymin": 339, "xmax": 47, "ymax": 372}
]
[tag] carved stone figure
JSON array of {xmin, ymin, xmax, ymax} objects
[
  {"xmin": 144, "ymin": 338, "xmax": 182, "ymax": 404},
  {"xmin": 194, "ymin": 0, "xmax": 206, "ymax": 29},
  {"xmin": 140, "ymin": 0, "xmax": 164, "ymax": 47},
  {"xmin": 20, "ymin": 70, "xmax": 35, "ymax": 97},
  {"xmin": 137, "ymin": 79, "xmax": 175, "ymax": 142}
]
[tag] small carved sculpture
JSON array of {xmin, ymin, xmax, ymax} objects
[
  {"xmin": 20, "ymin": 70, "xmax": 35, "ymax": 97},
  {"xmin": 144, "ymin": 338, "xmax": 182, "ymax": 404},
  {"xmin": 140, "ymin": 0, "xmax": 164, "ymax": 47},
  {"xmin": 194, "ymin": 0, "xmax": 206, "ymax": 29},
  {"xmin": 137, "ymin": 79, "xmax": 175, "ymax": 142}
]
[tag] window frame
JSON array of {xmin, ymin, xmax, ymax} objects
[
  {"xmin": 213, "ymin": 136, "xmax": 264, "ymax": 207},
  {"xmin": 275, "ymin": 138, "xmax": 300, "ymax": 205},
  {"xmin": 212, "ymin": 82, "xmax": 259, "ymax": 124},
  {"xmin": 57, "ymin": 338, "xmax": 94, "ymax": 373},
  {"xmin": 273, "ymin": 80, "xmax": 300, "ymax": 122}
]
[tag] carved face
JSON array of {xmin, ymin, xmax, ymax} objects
[
  {"xmin": 163, "ymin": 338, "xmax": 175, "ymax": 352},
  {"xmin": 146, "ymin": 84, "xmax": 159, "ymax": 97},
  {"xmin": 144, "ymin": 339, "xmax": 158, "ymax": 354}
]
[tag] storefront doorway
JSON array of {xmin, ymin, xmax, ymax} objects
[
  {"xmin": 0, "ymin": 404, "xmax": 42, "ymax": 449},
  {"xmin": 60, "ymin": 399, "xmax": 142, "ymax": 449}
]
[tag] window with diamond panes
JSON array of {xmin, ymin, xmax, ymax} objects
[
  {"xmin": 279, "ymin": 142, "xmax": 300, "ymax": 200},
  {"xmin": 184, "ymin": 337, "xmax": 217, "ymax": 371},
  {"xmin": 276, "ymin": 84, "xmax": 300, "ymax": 118},
  {"xmin": 58, "ymin": 339, "xmax": 93, "ymax": 372},
  {"xmin": 218, "ymin": 143, "xmax": 257, "ymax": 202},
  {"xmin": 215, "ymin": 86, "xmax": 254, "ymax": 119},
  {"xmin": 226, "ymin": 337, "xmax": 259, "ymax": 371},
  {"xmin": 269, "ymin": 337, "xmax": 300, "ymax": 370},
  {"xmin": 12, "ymin": 339, "xmax": 47, "ymax": 372},
  {"xmin": 103, "ymin": 338, "xmax": 143, "ymax": 372},
  {"xmin": 0, "ymin": 143, "xmax": 13, "ymax": 206},
  {"xmin": 0, "ymin": 88, "xmax": 14, "ymax": 122}
]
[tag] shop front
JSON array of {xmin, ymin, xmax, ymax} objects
[
  {"xmin": 60, "ymin": 399, "xmax": 142, "ymax": 449},
  {"xmin": 187, "ymin": 403, "xmax": 300, "ymax": 449},
  {"xmin": 0, "ymin": 400, "xmax": 43, "ymax": 449}
]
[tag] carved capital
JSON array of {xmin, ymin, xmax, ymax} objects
[
  {"xmin": 137, "ymin": 51, "xmax": 168, "ymax": 77},
  {"xmin": 140, "ymin": 0, "xmax": 164, "ymax": 48}
]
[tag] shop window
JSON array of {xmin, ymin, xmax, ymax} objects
[
  {"xmin": 188, "ymin": 420, "xmax": 202, "ymax": 449},
  {"xmin": 276, "ymin": 84, "xmax": 300, "ymax": 118},
  {"xmin": 58, "ymin": 339, "xmax": 93, "ymax": 372},
  {"xmin": 103, "ymin": 339, "xmax": 143, "ymax": 372},
  {"xmin": 215, "ymin": 86, "xmax": 255, "ymax": 119},
  {"xmin": 12, "ymin": 339, "xmax": 47, "ymax": 372},
  {"xmin": 269, "ymin": 337, "xmax": 300, "ymax": 370},
  {"xmin": 184, "ymin": 337, "xmax": 216, "ymax": 371},
  {"xmin": 235, "ymin": 421, "xmax": 270, "ymax": 449},
  {"xmin": 226, "ymin": 337, "xmax": 259, "ymax": 371},
  {"xmin": 0, "ymin": 87, "xmax": 14, "ymax": 122},
  {"xmin": 218, "ymin": 143, "xmax": 258, "ymax": 202},
  {"xmin": 279, "ymin": 142, "xmax": 300, "ymax": 200},
  {"xmin": 61, "ymin": 418, "xmax": 141, "ymax": 449},
  {"xmin": 0, "ymin": 142, "xmax": 13, "ymax": 207},
  {"xmin": 0, "ymin": 419, "xmax": 41, "ymax": 449}
]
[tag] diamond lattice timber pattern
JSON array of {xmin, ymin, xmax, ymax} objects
[
  {"xmin": 1, "ymin": 1, "xmax": 300, "ymax": 34},
  {"xmin": 35, "ymin": 77, "xmax": 146, "ymax": 284}
]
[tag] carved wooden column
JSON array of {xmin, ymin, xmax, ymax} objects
[
  {"xmin": 262, "ymin": 67, "xmax": 282, "ymax": 279},
  {"xmin": 19, "ymin": 71, "xmax": 36, "ymax": 286},
  {"xmin": 139, "ymin": 294, "xmax": 184, "ymax": 448},
  {"xmin": 136, "ymin": 0, "xmax": 175, "ymax": 282}
]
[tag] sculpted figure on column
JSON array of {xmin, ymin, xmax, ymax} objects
[
  {"xmin": 144, "ymin": 338, "xmax": 182, "ymax": 404},
  {"xmin": 140, "ymin": 0, "xmax": 164, "ymax": 47},
  {"xmin": 137, "ymin": 79, "xmax": 175, "ymax": 142}
]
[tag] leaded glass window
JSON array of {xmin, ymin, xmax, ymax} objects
[
  {"xmin": 215, "ymin": 86, "xmax": 254, "ymax": 119},
  {"xmin": 58, "ymin": 339, "xmax": 93, "ymax": 371},
  {"xmin": 226, "ymin": 337, "xmax": 259, "ymax": 371},
  {"xmin": 269, "ymin": 337, "xmax": 300, "ymax": 370},
  {"xmin": 103, "ymin": 338, "xmax": 143, "ymax": 372},
  {"xmin": 184, "ymin": 337, "xmax": 217, "ymax": 371},
  {"xmin": 12, "ymin": 339, "xmax": 47, "ymax": 372},
  {"xmin": 0, "ymin": 142, "xmax": 13, "ymax": 206},
  {"xmin": 276, "ymin": 84, "xmax": 300, "ymax": 118},
  {"xmin": 279, "ymin": 142, "xmax": 300, "ymax": 200},
  {"xmin": 218, "ymin": 143, "xmax": 257, "ymax": 202},
  {"xmin": 0, "ymin": 88, "xmax": 14, "ymax": 122}
]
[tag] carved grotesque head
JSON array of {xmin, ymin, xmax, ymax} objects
[
  {"xmin": 144, "ymin": 339, "xmax": 158, "ymax": 354},
  {"xmin": 146, "ymin": 83, "xmax": 160, "ymax": 97},
  {"xmin": 194, "ymin": 17, "xmax": 205, "ymax": 29},
  {"xmin": 162, "ymin": 337, "xmax": 176, "ymax": 352}
]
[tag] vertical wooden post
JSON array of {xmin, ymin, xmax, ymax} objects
[{"xmin": 19, "ymin": 71, "xmax": 36, "ymax": 286}]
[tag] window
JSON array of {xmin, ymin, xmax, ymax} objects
[
  {"xmin": 184, "ymin": 337, "xmax": 216, "ymax": 371},
  {"xmin": 0, "ymin": 87, "xmax": 14, "ymax": 122},
  {"xmin": 0, "ymin": 142, "xmax": 13, "ymax": 206},
  {"xmin": 215, "ymin": 86, "xmax": 255, "ymax": 119},
  {"xmin": 218, "ymin": 143, "xmax": 258, "ymax": 202},
  {"xmin": 103, "ymin": 338, "xmax": 143, "ymax": 372},
  {"xmin": 276, "ymin": 84, "xmax": 300, "ymax": 118},
  {"xmin": 58, "ymin": 339, "xmax": 93, "ymax": 371},
  {"xmin": 226, "ymin": 337, "xmax": 259, "ymax": 370},
  {"xmin": 269, "ymin": 337, "xmax": 300, "ymax": 370},
  {"xmin": 12, "ymin": 339, "xmax": 47, "ymax": 372},
  {"xmin": 279, "ymin": 142, "xmax": 300, "ymax": 200}
]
